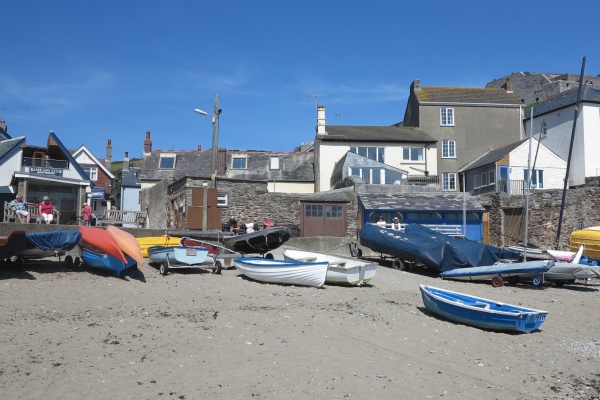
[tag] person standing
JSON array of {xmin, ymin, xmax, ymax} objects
[
  {"xmin": 262, "ymin": 216, "xmax": 274, "ymax": 230},
  {"xmin": 39, "ymin": 196, "xmax": 60, "ymax": 224},
  {"xmin": 81, "ymin": 203, "xmax": 93, "ymax": 226},
  {"xmin": 8, "ymin": 193, "xmax": 31, "ymax": 223}
]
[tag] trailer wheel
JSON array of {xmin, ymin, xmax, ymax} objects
[
  {"xmin": 64, "ymin": 255, "xmax": 74, "ymax": 268},
  {"xmin": 212, "ymin": 260, "xmax": 223, "ymax": 275},
  {"xmin": 531, "ymin": 275, "xmax": 543, "ymax": 287},
  {"xmin": 73, "ymin": 257, "xmax": 82, "ymax": 268},
  {"xmin": 159, "ymin": 261, "xmax": 169, "ymax": 276},
  {"xmin": 265, "ymin": 253, "xmax": 274, "ymax": 260},
  {"xmin": 392, "ymin": 259, "xmax": 408, "ymax": 271},
  {"xmin": 491, "ymin": 277, "xmax": 504, "ymax": 287},
  {"xmin": 356, "ymin": 248, "xmax": 363, "ymax": 258}
]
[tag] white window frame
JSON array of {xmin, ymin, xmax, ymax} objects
[
  {"xmin": 269, "ymin": 156, "xmax": 280, "ymax": 170},
  {"xmin": 158, "ymin": 154, "xmax": 176, "ymax": 169},
  {"xmin": 83, "ymin": 167, "xmax": 98, "ymax": 181},
  {"xmin": 402, "ymin": 147, "xmax": 424, "ymax": 162},
  {"xmin": 443, "ymin": 172, "xmax": 457, "ymax": 191},
  {"xmin": 440, "ymin": 108, "xmax": 455, "ymax": 126},
  {"xmin": 442, "ymin": 139, "xmax": 456, "ymax": 158},
  {"xmin": 217, "ymin": 193, "xmax": 228, "ymax": 207},
  {"xmin": 232, "ymin": 156, "xmax": 247, "ymax": 169}
]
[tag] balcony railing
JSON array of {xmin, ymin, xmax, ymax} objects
[
  {"xmin": 22, "ymin": 157, "xmax": 69, "ymax": 169},
  {"xmin": 496, "ymin": 179, "xmax": 532, "ymax": 196}
]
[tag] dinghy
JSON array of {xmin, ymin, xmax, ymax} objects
[
  {"xmin": 148, "ymin": 245, "xmax": 209, "ymax": 275},
  {"xmin": 106, "ymin": 226, "xmax": 144, "ymax": 266},
  {"xmin": 233, "ymin": 257, "xmax": 328, "ymax": 287},
  {"xmin": 179, "ymin": 237, "xmax": 241, "ymax": 272},
  {"xmin": 419, "ymin": 285, "xmax": 547, "ymax": 333},
  {"xmin": 282, "ymin": 247, "xmax": 377, "ymax": 286},
  {"xmin": 441, "ymin": 260, "xmax": 553, "ymax": 287},
  {"xmin": 78, "ymin": 226, "xmax": 127, "ymax": 263},
  {"xmin": 136, "ymin": 235, "xmax": 182, "ymax": 257},
  {"xmin": 80, "ymin": 246, "xmax": 137, "ymax": 278},
  {"xmin": 223, "ymin": 227, "xmax": 291, "ymax": 257},
  {"xmin": 20, "ymin": 230, "xmax": 81, "ymax": 259}
]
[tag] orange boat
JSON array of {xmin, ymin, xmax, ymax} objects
[
  {"xmin": 78, "ymin": 226, "xmax": 127, "ymax": 263},
  {"xmin": 106, "ymin": 226, "xmax": 144, "ymax": 266}
]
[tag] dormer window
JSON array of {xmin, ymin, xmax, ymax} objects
[
  {"xmin": 159, "ymin": 154, "xmax": 176, "ymax": 169},
  {"xmin": 270, "ymin": 156, "xmax": 280, "ymax": 170},
  {"xmin": 232, "ymin": 155, "xmax": 247, "ymax": 169}
]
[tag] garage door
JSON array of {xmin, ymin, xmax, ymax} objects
[{"xmin": 301, "ymin": 203, "xmax": 346, "ymax": 237}]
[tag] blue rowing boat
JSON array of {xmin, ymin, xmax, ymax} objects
[
  {"xmin": 80, "ymin": 247, "xmax": 137, "ymax": 278},
  {"xmin": 419, "ymin": 285, "xmax": 548, "ymax": 333},
  {"xmin": 148, "ymin": 245, "xmax": 209, "ymax": 275}
]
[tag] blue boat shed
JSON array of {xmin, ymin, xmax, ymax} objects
[{"xmin": 357, "ymin": 192, "xmax": 487, "ymax": 242}]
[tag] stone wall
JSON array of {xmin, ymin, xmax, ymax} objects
[{"xmin": 479, "ymin": 182, "xmax": 600, "ymax": 251}]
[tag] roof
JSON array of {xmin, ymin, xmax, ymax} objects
[
  {"xmin": 0, "ymin": 137, "xmax": 26, "ymax": 164},
  {"xmin": 414, "ymin": 87, "xmax": 522, "ymax": 105},
  {"xmin": 141, "ymin": 151, "xmax": 213, "ymax": 182},
  {"xmin": 319, "ymin": 125, "xmax": 437, "ymax": 143},
  {"xmin": 121, "ymin": 167, "xmax": 141, "ymax": 187},
  {"xmin": 459, "ymin": 139, "xmax": 527, "ymax": 172},
  {"xmin": 525, "ymin": 86, "xmax": 600, "ymax": 120},
  {"xmin": 225, "ymin": 151, "xmax": 314, "ymax": 182},
  {"xmin": 300, "ymin": 187, "xmax": 354, "ymax": 202},
  {"xmin": 71, "ymin": 144, "xmax": 115, "ymax": 179},
  {"xmin": 358, "ymin": 192, "xmax": 485, "ymax": 212}
]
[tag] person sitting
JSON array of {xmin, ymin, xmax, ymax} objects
[
  {"xmin": 376, "ymin": 216, "xmax": 387, "ymax": 228},
  {"xmin": 229, "ymin": 217, "xmax": 240, "ymax": 235},
  {"xmin": 39, "ymin": 196, "xmax": 60, "ymax": 224},
  {"xmin": 245, "ymin": 219, "xmax": 255, "ymax": 234},
  {"xmin": 8, "ymin": 193, "xmax": 31, "ymax": 223},
  {"xmin": 391, "ymin": 217, "xmax": 402, "ymax": 231},
  {"xmin": 262, "ymin": 216, "xmax": 274, "ymax": 230},
  {"xmin": 81, "ymin": 203, "xmax": 93, "ymax": 226}
]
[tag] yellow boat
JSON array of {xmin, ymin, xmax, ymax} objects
[
  {"xmin": 570, "ymin": 227, "xmax": 600, "ymax": 259},
  {"xmin": 136, "ymin": 236, "xmax": 182, "ymax": 257}
]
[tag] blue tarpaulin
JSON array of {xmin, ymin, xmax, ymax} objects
[{"xmin": 26, "ymin": 230, "xmax": 82, "ymax": 252}]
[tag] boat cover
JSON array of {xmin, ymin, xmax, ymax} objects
[
  {"xmin": 224, "ymin": 227, "xmax": 291, "ymax": 254},
  {"xmin": 360, "ymin": 223, "xmax": 519, "ymax": 272},
  {"xmin": 546, "ymin": 264, "xmax": 600, "ymax": 278},
  {"xmin": 26, "ymin": 230, "xmax": 82, "ymax": 251}
]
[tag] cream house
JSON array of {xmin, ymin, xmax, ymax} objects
[{"xmin": 313, "ymin": 105, "xmax": 438, "ymax": 192}]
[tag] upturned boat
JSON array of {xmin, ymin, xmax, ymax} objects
[
  {"xmin": 223, "ymin": 227, "xmax": 291, "ymax": 257},
  {"xmin": 106, "ymin": 226, "xmax": 144, "ymax": 266},
  {"xmin": 419, "ymin": 285, "xmax": 548, "ymax": 333},
  {"xmin": 78, "ymin": 226, "xmax": 127, "ymax": 263},
  {"xmin": 80, "ymin": 246, "xmax": 137, "ymax": 278},
  {"xmin": 20, "ymin": 230, "xmax": 82, "ymax": 258},
  {"xmin": 282, "ymin": 247, "xmax": 377, "ymax": 286},
  {"xmin": 233, "ymin": 257, "xmax": 328, "ymax": 287}
]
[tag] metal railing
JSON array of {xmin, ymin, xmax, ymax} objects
[{"xmin": 22, "ymin": 157, "xmax": 69, "ymax": 169}]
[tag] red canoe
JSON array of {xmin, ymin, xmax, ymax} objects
[{"xmin": 79, "ymin": 226, "xmax": 127, "ymax": 263}]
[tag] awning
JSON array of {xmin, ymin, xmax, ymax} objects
[{"xmin": 91, "ymin": 188, "xmax": 106, "ymax": 199}]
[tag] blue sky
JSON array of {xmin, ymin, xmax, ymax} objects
[{"xmin": 2, "ymin": 1, "xmax": 599, "ymax": 162}]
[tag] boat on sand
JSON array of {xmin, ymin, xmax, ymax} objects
[
  {"xmin": 106, "ymin": 226, "xmax": 144, "ymax": 266},
  {"xmin": 282, "ymin": 247, "xmax": 377, "ymax": 286},
  {"xmin": 78, "ymin": 226, "xmax": 127, "ymax": 263},
  {"xmin": 233, "ymin": 257, "xmax": 328, "ymax": 287},
  {"xmin": 148, "ymin": 245, "xmax": 210, "ymax": 275},
  {"xmin": 419, "ymin": 285, "xmax": 547, "ymax": 333}
]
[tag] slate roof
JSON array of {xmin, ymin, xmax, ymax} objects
[
  {"xmin": 358, "ymin": 192, "xmax": 485, "ymax": 212},
  {"xmin": 458, "ymin": 139, "xmax": 527, "ymax": 172},
  {"xmin": 524, "ymin": 86, "xmax": 600, "ymax": 120},
  {"xmin": 300, "ymin": 187, "xmax": 354, "ymax": 202},
  {"xmin": 415, "ymin": 87, "xmax": 522, "ymax": 105},
  {"xmin": 122, "ymin": 167, "xmax": 141, "ymax": 187},
  {"xmin": 0, "ymin": 137, "xmax": 26, "ymax": 163},
  {"xmin": 320, "ymin": 126, "xmax": 437, "ymax": 143},
  {"xmin": 141, "ymin": 150, "xmax": 314, "ymax": 183}
]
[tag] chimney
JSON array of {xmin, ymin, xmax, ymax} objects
[
  {"xmin": 0, "ymin": 121, "xmax": 6, "ymax": 133},
  {"xmin": 143, "ymin": 131, "xmax": 152, "ymax": 155},
  {"xmin": 503, "ymin": 78, "xmax": 513, "ymax": 93},
  {"xmin": 105, "ymin": 139, "xmax": 112, "ymax": 170},
  {"xmin": 217, "ymin": 148, "xmax": 227, "ymax": 176},
  {"xmin": 316, "ymin": 105, "xmax": 327, "ymax": 135},
  {"xmin": 411, "ymin": 80, "xmax": 421, "ymax": 92},
  {"xmin": 198, "ymin": 144, "xmax": 202, "ymax": 152},
  {"xmin": 123, "ymin": 152, "xmax": 129, "ymax": 171}
]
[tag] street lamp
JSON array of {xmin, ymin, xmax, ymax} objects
[{"xmin": 194, "ymin": 94, "xmax": 222, "ymax": 189}]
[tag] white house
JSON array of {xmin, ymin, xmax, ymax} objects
[{"xmin": 524, "ymin": 85, "xmax": 600, "ymax": 186}]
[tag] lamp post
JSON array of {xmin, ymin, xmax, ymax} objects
[{"xmin": 194, "ymin": 94, "xmax": 222, "ymax": 189}]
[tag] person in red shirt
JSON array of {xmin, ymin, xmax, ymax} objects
[
  {"xmin": 263, "ymin": 216, "xmax": 274, "ymax": 230},
  {"xmin": 39, "ymin": 196, "xmax": 60, "ymax": 224},
  {"xmin": 81, "ymin": 203, "xmax": 93, "ymax": 226}
]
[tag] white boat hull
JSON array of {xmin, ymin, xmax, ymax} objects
[
  {"xmin": 282, "ymin": 247, "xmax": 378, "ymax": 286},
  {"xmin": 233, "ymin": 257, "xmax": 328, "ymax": 287}
]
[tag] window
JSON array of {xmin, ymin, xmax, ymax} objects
[
  {"xmin": 348, "ymin": 167, "xmax": 383, "ymax": 184},
  {"xmin": 443, "ymin": 172, "xmax": 457, "ymax": 191},
  {"xmin": 442, "ymin": 140, "xmax": 456, "ymax": 158},
  {"xmin": 402, "ymin": 147, "xmax": 424, "ymax": 161},
  {"xmin": 440, "ymin": 108, "xmax": 454, "ymax": 126},
  {"xmin": 83, "ymin": 167, "xmax": 98, "ymax": 181},
  {"xmin": 159, "ymin": 154, "xmax": 176, "ymax": 169},
  {"xmin": 305, "ymin": 204, "xmax": 323, "ymax": 217},
  {"xmin": 217, "ymin": 193, "xmax": 228, "ymax": 207},
  {"xmin": 488, "ymin": 170, "xmax": 495, "ymax": 185},
  {"xmin": 269, "ymin": 156, "xmax": 280, "ymax": 170},
  {"xmin": 524, "ymin": 169, "xmax": 544, "ymax": 189},
  {"xmin": 349, "ymin": 146, "xmax": 384, "ymax": 163},
  {"xmin": 232, "ymin": 156, "xmax": 247, "ymax": 169},
  {"xmin": 326, "ymin": 205, "xmax": 343, "ymax": 218},
  {"xmin": 474, "ymin": 174, "xmax": 481, "ymax": 189},
  {"xmin": 481, "ymin": 172, "xmax": 488, "ymax": 186}
]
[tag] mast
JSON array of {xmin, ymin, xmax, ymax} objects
[{"xmin": 555, "ymin": 56, "xmax": 587, "ymax": 249}]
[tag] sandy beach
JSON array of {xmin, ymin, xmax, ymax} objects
[{"xmin": 1, "ymin": 245, "xmax": 599, "ymax": 400}]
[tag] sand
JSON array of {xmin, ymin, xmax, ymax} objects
[{"xmin": 1, "ymin": 248, "xmax": 599, "ymax": 400}]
